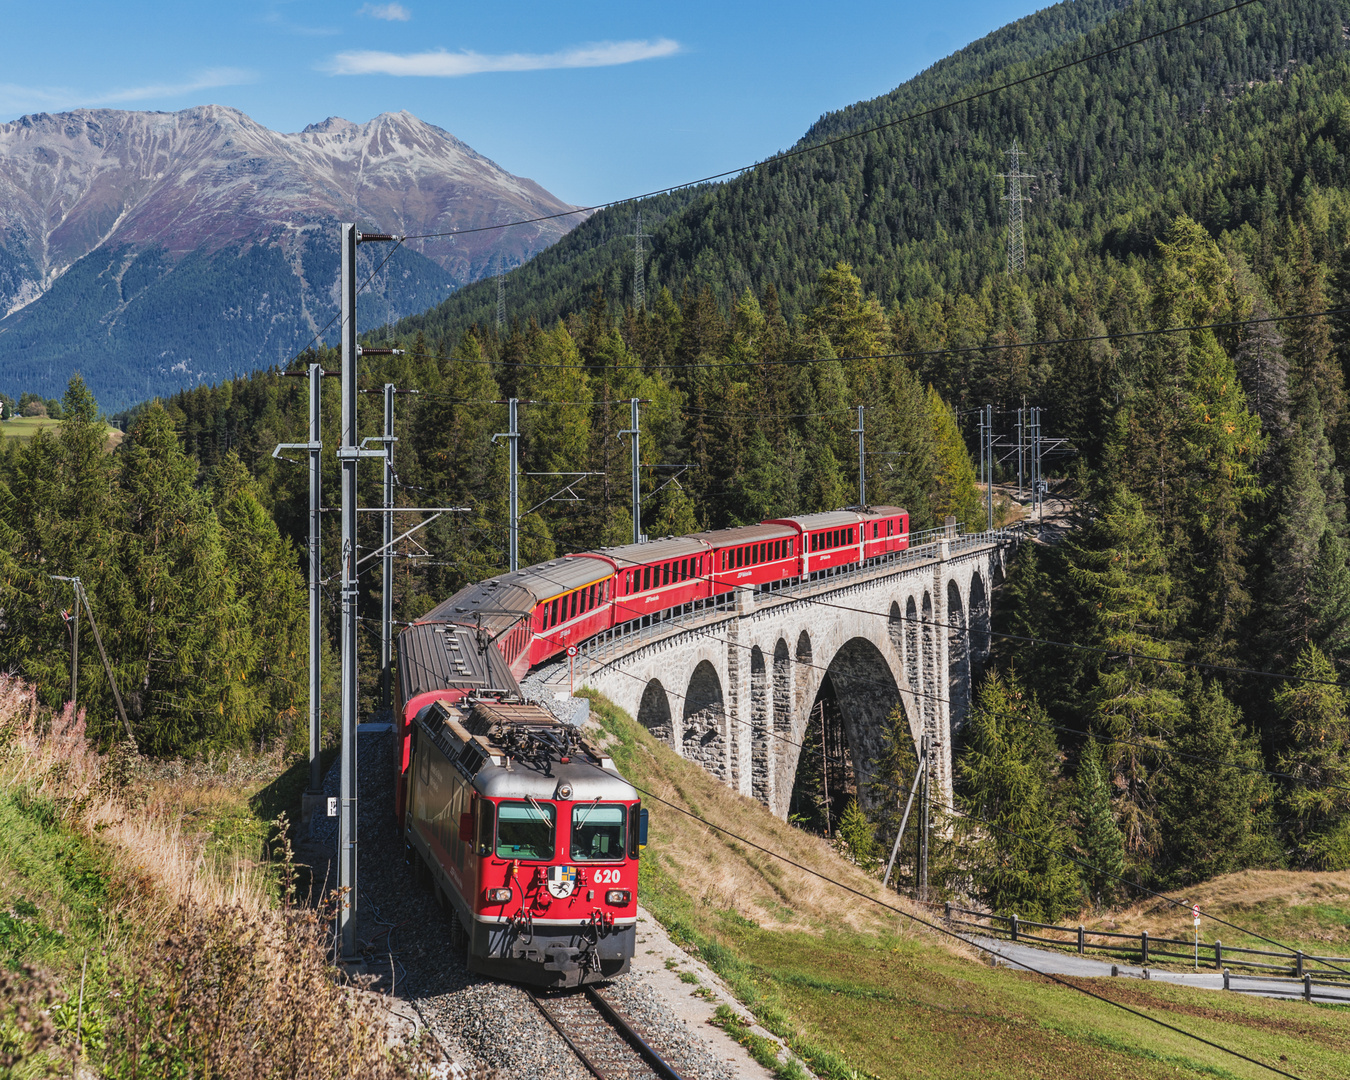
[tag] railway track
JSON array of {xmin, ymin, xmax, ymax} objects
[{"xmin": 527, "ymin": 985, "xmax": 691, "ymax": 1080}]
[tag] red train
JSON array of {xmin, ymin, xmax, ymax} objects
[{"xmin": 393, "ymin": 505, "xmax": 906, "ymax": 985}]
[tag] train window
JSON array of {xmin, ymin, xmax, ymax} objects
[
  {"xmin": 496, "ymin": 801, "xmax": 556, "ymax": 860},
  {"xmin": 642, "ymin": 566, "xmax": 651, "ymax": 591},
  {"xmin": 475, "ymin": 800, "xmax": 494, "ymax": 857},
  {"xmin": 663, "ymin": 563, "xmax": 670, "ymax": 586},
  {"xmin": 571, "ymin": 802, "xmax": 625, "ymax": 861},
  {"xmin": 887, "ymin": 520, "xmax": 894, "ymax": 536},
  {"xmin": 736, "ymin": 547, "xmax": 744, "ymax": 568}
]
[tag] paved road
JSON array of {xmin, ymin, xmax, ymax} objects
[{"xmin": 970, "ymin": 936, "xmax": 1350, "ymax": 1005}]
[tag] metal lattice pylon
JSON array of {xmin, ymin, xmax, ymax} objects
[
  {"xmin": 629, "ymin": 210, "xmax": 651, "ymax": 310},
  {"xmin": 495, "ymin": 254, "xmax": 506, "ymax": 330},
  {"xmin": 996, "ymin": 141, "xmax": 1034, "ymax": 275}
]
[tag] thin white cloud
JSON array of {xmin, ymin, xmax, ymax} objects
[
  {"xmin": 263, "ymin": 10, "xmax": 341, "ymax": 37},
  {"xmin": 85, "ymin": 67, "xmax": 258, "ymax": 105},
  {"xmin": 0, "ymin": 68, "xmax": 256, "ymax": 118},
  {"xmin": 359, "ymin": 3, "xmax": 411, "ymax": 20},
  {"xmin": 325, "ymin": 37, "xmax": 679, "ymax": 77}
]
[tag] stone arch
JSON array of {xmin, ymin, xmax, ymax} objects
[
  {"xmin": 750, "ymin": 646, "xmax": 770, "ymax": 805},
  {"xmin": 888, "ymin": 600, "xmax": 904, "ymax": 655},
  {"xmin": 947, "ymin": 579, "xmax": 970, "ymax": 736},
  {"xmin": 904, "ymin": 596, "xmax": 919, "ymax": 700},
  {"xmin": 637, "ymin": 678, "xmax": 675, "ymax": 750},
  {"xmin": 794, "ymin": 630, "xmax": 814, "ymax": 715},
  {"xmin": 822, "ymin": 636, "xmax": 904, "ymax": 809},
  {"xmin": 969, "ymin": 571, "xmax": 991, "ymax": 673},
  {"xmin": 682, "ymin": 660, "xmax": 727, "ymax": 781}
]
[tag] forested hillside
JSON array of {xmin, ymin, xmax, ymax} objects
[{"xmin": 397, "ymin": 0, "xmax": 1347, "ymax": 335}]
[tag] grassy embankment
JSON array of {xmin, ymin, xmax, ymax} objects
[
  {"xmin": 0, "ymin": 680, "xmax": 416, "ymax": 1077},
  {"xmin": 0, "ymin": 416, "xmax": 122, "ymax": 451},
  {"xmin": 582, "ymin": 690, "xmax": 1350, "ymax": 1080}
]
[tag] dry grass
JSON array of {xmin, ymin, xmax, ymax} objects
[
  {"xmin": 0, "ymin": 675, "xmax": 433, "ymax": 1078},
  {"xmin": 1081, "ymin": 869, "xmax": 1350, "ymax": 953}
]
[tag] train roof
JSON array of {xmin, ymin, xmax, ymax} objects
[
  {"xmin": 857, "ymin": 505, "xmax": 908, "ymax": 519},
  {"xmin": 418, "ymin": 699, "xmax": 636, "ymax": 801},
  {"xmin": 589, "ymin": 536, "xmax": 710, "ymax": 570},
  {"xmin": 397, "ymin": 623, "xmax": 520, "ymax": 705},
  {"xmin": 418, "ymin": 554, "xmax": 614, "ymax": 630},
  {"xmin": 688, "ymin": 522, "xmax": 796, "ymax": 548},
  {"xmin": 765, "ymin": 510, "xmax": 865, "ymax": 531}
]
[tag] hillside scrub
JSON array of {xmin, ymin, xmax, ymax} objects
[{"xmin": 0, "ymin": 676, "xmax": 431, "ymax": 1078}]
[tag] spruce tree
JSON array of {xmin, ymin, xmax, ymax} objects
[
  {"xmin": 958, "ymin": 670, "xmax": 1080, "ymax": 922},
  {"xmin": 1274, "ymin": 645, "xmax": 1350, "ymax": 869},
  {"xmin": 1155, "ymin": 680, "xmax": 1274, "ymax": 888},
  {"xmin": 1065, "ymin": 485, "xmax": 1185, "ymax": 860},
  {"xmin": 1075, "ymin": 738, "xmax": 1125, "ymax": 908}
]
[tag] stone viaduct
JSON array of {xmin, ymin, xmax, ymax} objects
[{"xmin": 539, "ymin": 529, "xmax": 1017, "ymax": 817}]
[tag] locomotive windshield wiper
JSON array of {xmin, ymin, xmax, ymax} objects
[
  {"xmin": 574, "ymin": 796, "xmax": 602, "ymax": 829},
  {"xmin": 526, "ymin": 795, "xmax": 554, "ymax": 832}
]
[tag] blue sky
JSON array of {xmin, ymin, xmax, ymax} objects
[{"xmin": 3, "ymin": 0, "xmax": 1046, "ymax": 206}]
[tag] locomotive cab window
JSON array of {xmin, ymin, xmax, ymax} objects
[
  {"xmin": 570, "ymin": 802, "xmax": 626, "ymax": 861},
  {"xmin": 496, "ymin": 801, "xmax": 556, "ymax": 860},
  {"xmin": 476, "ymin": 801, "xmax": 495, "ymax": 856}
]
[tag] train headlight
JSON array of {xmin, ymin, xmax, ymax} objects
[
  {"xmin": 605, "ymin": 889, "xmax": 631, "ymax": 906},
  {"xmin": 485, "ymin": 887, "xmax": 513, "ymax": 903}
]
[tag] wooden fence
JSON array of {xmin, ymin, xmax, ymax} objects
[{"xmin": 927, "ymin": 901, "xmax": 1350, "ymax": 983}]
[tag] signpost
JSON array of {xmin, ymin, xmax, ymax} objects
[
  {"xmin": 567, "ymin": 644, "xmax": 577, "ymax": 694},
  {"xmin": 1193, "ymin": 905, "xmax": 1201, "ymax": 969}
]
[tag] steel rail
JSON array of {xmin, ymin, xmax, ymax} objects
[
  {"xmin": 585, "ymin": 986, "xmax": 689, "ymax": 1080},
  {"xmin": 526, "ymin": 985, "xmax": 691, "ymax": 1080}
]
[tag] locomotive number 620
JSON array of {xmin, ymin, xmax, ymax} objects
[{"xmin": 594, "ymin": 868, "xmax": 622, "ymax": 884}]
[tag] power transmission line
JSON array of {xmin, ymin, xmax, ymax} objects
[{"xmin": 396, "ymin": 1, "xmax": 1263, "ymax": 246}]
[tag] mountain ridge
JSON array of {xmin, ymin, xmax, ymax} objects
[{"xmin": 0, "ymin": 106, "xmax": 586, "ymax": 407}]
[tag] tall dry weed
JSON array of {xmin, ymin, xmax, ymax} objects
[{"xmin": 0, "ymin": 676, "xmax": 434, "ymax": 1079}]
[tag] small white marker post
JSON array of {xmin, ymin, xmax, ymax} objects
[
  {"xmin": 1193, "ymin": 905, "xmax": 1201, "ymax": 970},
  {"xmin": 567, "ymin": 644, "xmax": 577, "ymax": 696}
]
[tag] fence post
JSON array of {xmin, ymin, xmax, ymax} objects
[
  {"xmin": 944, "ymin": 902, "xmax": 951, "ymax": 924},
  {"xmin": 1141, "ymin": 931, "xmax": 1149, "ymax": 966},
  {"xmin": 1077, "ymin": 926, "xmax": 1084, "ymax": 955},
  {"xmin": 1223, "ymin": 969, "xmax": 1230, "ymax": 991},
  {"xmin": 1304, "ymin": 974, "xmax": 1312, "ymax": 1003},
  {"xmin": 1010, "ymin": 915, "xmax": 1018, "ymax": 942},
  {"xmin": 1214, "ymin": 940, "xmax": 1222, "ymax": 971},
  {"xmin": 1296, "ymin": 951, "xmax": 1305, "ymax": 979}
]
